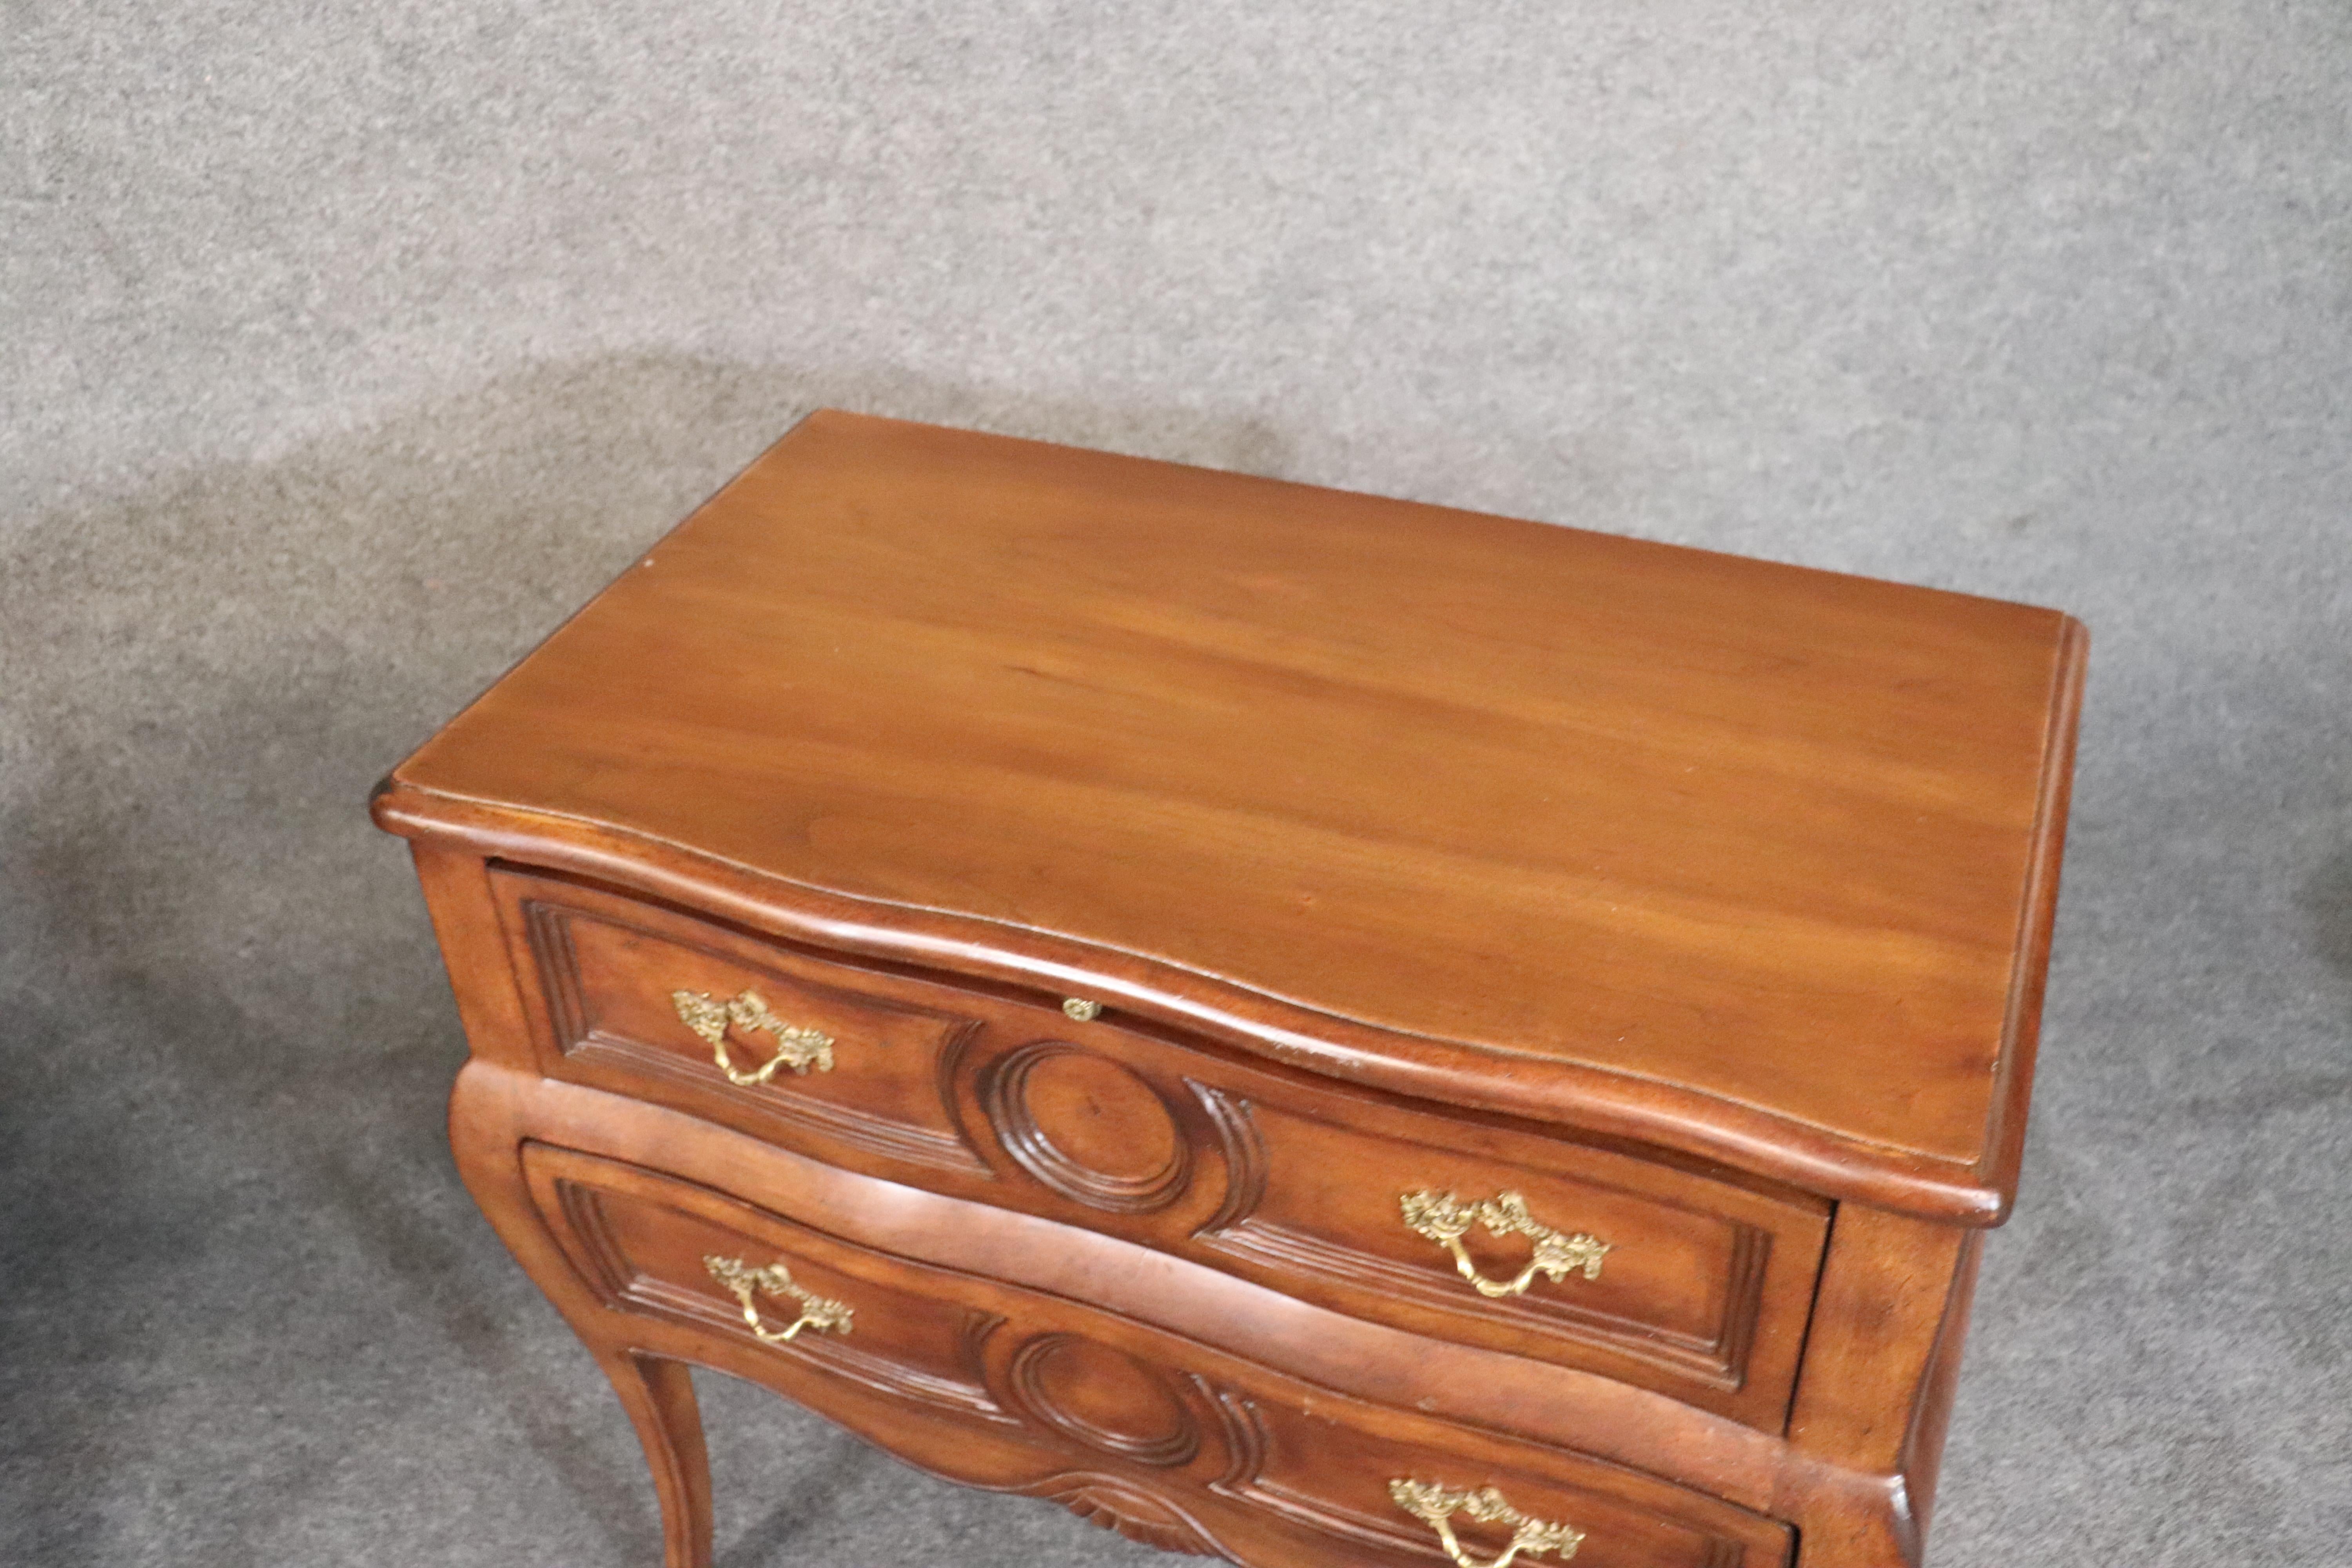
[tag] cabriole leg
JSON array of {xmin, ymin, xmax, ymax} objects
[{"xmin": 599, "ymin": 1349, "xmax": 714, "ymax": 1568}]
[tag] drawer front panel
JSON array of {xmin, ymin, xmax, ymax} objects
[
  {"xmin": 1216, "ymin": 1397, "xmax": 1764, "ymax": 1568},
  {"xmin": 1194, "ymin": 1101, "xmax": 1774, "ymax": 1395},
  {"xmin": 506, "ymin": 873, "xmax": 992, "ymax": 1176},
  {"xmin": 493, "ymin": 867, "xmax": 1826, "ymax": 1429},
  {"xmin": 542, "ymin": 1150, "xmax": 1008, "ymax": 1425},
  {"xmin": 524, "ymin": 1144, "xmax": 1792, "ymax": 1568}
]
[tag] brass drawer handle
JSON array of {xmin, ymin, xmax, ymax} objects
[
  {"xmin": 1389, "ymin": 1479, "xmax": 1583, "ymax": 1568},
  {"xmin": 703, "ymin": 1255, "xmax": 854, "ymax": 1344},
  {"xmin": 1399, "ymin": 1190, "xmax": 1611, "ymax": 1299},
  {"xmin": 671, "ymin": 989, "xmax": 835, "ymax": 1085}
]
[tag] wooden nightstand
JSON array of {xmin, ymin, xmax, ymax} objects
[{"xmin": 373, "ymin": 411, "xmax": 2084, "ymax": 1568}]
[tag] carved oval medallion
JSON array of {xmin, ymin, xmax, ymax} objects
[
  {"xmin": 1010, "ymin": 1334, "xmax": 1200, "ymax": 1467},
  {"xmin": 987, "ymin": 1043, "xmax": 1191, "ymax": 1211}
]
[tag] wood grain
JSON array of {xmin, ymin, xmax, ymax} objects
[
  {"xmin": 382, "ymin": 414, "xmax": 2086, "ymax": 1566},
  {"xmin": 522, "ymin": 1128, "xmax": 1798, "ymax": 1568},
  {"xmin": 377, "ymin": 409, "xmax": 2084, "ymax": 1221},
  {"xmin": 486, "ymin": 863, "xmax": 1829, "ymax": 1429}
]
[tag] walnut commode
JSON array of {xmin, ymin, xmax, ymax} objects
[{"xmin": 374, "ymin": 411, "xmax": 2085, "ymax": 1568}]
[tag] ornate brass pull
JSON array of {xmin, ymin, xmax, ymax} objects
[
  {"xmin": 1399, "ymin": 1190, "xmax": 1611, "ymax": 1299},
  {"xmin": 1389, "ymin": 1479, "xmax": 1582, "ymax": 1568},
  {"xmin": 670, "ymin": 989, "xmax": 835, "ymax": 1085},
  {"xmin": 703, "ymin": 1255, "xmax": 854, "ymax": 1344}
]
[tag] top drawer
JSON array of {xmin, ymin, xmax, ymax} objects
[{"xmin": 490, "ymin": 865, "xmax": 1829, "ymax": 1431}]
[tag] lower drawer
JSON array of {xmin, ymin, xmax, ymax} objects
[{"xmin": 524, "ymin": 1143, "xmax": 1792, "ymax": 1568}]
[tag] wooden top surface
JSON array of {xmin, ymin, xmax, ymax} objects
[{"xmin": 378, "ymin": 411, "xmax": 2085, "ymax": 1221}]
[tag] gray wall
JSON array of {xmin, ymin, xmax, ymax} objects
[{"xmin": 4, "ymin": 4, "xmax": 2348, "ymax": 1565}]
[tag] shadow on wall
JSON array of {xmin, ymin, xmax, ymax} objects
[{"xmin": 0, "ymin": 351, "xmax": 1281, "ymax": 1566}]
